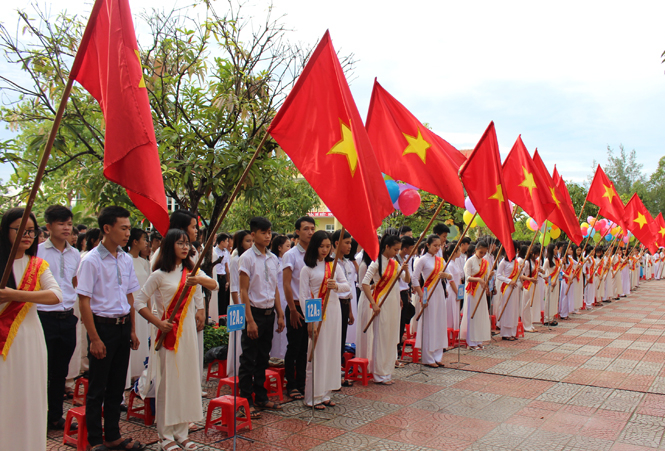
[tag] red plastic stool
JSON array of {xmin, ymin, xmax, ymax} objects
[
  {"xmin": 541, "ymin": 311, "xmax": 545, "ymax": 324},
  {"xmin": 516, "ymin": 321, "xmax": 525, "ymax": 338},
  {"xmin": 205, "ymin": 395, "xmax": 252, "ymax": 436},
  {"xmin": 490, "ymin": 315, "xmax": 497, "ymax": 330},
  {"xmin": 63, "ymin": 405, "xmax": 87, "ymax": 450},
  {"xmin": 215, "ymin": 376, "xmax": 239, "ymax": 397},
  {"xmin": 271, "ymin": 366, "xmax": 287, "ymax": 389},
  {"xmin": 126, "ymin": 390, "xmax": 154, "ymax": 426},
  {"xmin": 405, "ymin": 324, "xmax": 416, "ymax": 340},
  {"xmin": 72, "ymin": 377, "xmax": 88, "ymax": 406},
  {"xmin": 206, "ymin": 359, "xmax": 227, "ymax": 381},
  {"xmin": 344, "ymin": 358, "xmax": 373, "ymax": 386},
  {"xmin": 264, "ymin": 369, "xmax": 284, "ymax": 402},
  {"xmin": 447, "ymin": 328, "xmax": 457, "ymax": 347},
  {"xmin": 400, "ymin": 338, "xmax": 420, "ymax": 363}
]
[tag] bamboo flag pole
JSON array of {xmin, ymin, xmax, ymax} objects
[
  {"xmin": 497, "ymin": 230, "xmax": 538, "ymax": 322},
  {"xmin": 362, "ymin": 199, "xmax": 448, "ymax": 333},
  {"xmin": 308, "ymin": 226, "xmax": 345, "ymax": 361},
  {"xmin": 0, "ymin": 78, "xmax": 75, "ymax": 288},
  {"xmin": 155, "ymin": 131, "xmax": 270, "ymax": 350},
  {"xmin": 413, "ymin": 213, "xmax": 476, "ymax": 322}
]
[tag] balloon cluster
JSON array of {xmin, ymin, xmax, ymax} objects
[
  {"xmin": 524, "ymin": 217, "xmax": 560, "ymax": 246},
  {"xmin": 578, "ymin": 216, "xmax": 634, "ymax": 245},
  {"xmin": 383, "ymin": 174, "xmax": 421, "ymax": 216}
]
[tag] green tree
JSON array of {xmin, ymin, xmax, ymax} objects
[{"xmin": 592, "ymin": 145, "xmax": 645, "ymax": 197}]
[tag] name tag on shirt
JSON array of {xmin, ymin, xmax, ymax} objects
[
  {"xmin": 304, "ymin": 298, "xmax": 322, "ymax": 322},
  {"xmin": 227, "ymin": 304, "xmax": 246, "ymax": 332},
  {"xmin": 457, "ymin": 284, "xmax": 465, "ymax": 300}
]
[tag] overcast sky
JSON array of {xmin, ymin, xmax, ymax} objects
[{"xmin": 1, "ymin": 0, "xmax": 664, "ymax": 185}]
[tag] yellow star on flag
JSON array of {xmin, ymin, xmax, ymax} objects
[
  {"xmin": 659, "ymin": 227, "xmax": 665, "ymax": 238},
  {"xmin": 402, "ymin": 128, "xmax": 431, "ymax": 164},
  {"xmin": 633, "ymin": 212, "xmax": 648, "ymax": 229},
  {"xmin": 549, "ymin": 187, "xmax": 561, "ymax": 209},
  {"xmin": 134, "ymin": 49, "xmax": 146, "ymax": 88},
  {"xmin": 518, "ymin": 166, "xmax": 537, "ymax": 196},
  {"xmin": 602, "ymin": 184, "xmax": 616, "ymax": 204},
  {"xmin": 489, "ymin": 184, "xmax": 505, "ymax": 202},
  {"xmin": 328, "ymin": 120, "xmax": 358, "ymax": 176}
]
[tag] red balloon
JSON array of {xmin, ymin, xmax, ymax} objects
[
  {"xmin": 398, "ymin": 189, "xmax": 421, "ymax": 216},
  {"xmin": 593, "ymin": 221, "xmax": 603, "ymax": 231}
]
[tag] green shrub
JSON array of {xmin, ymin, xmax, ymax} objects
[{"xmin": 203, "ymin": 324, "xmax": 229, "ymax": 353}]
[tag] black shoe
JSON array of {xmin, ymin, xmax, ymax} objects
[
  {"xmin": 120, "ymin": 403, "xmax": 128, "ymax": 412},
  {"xmin": 48, "ymin": 418, "xmax": 76, "ymax": 431}
]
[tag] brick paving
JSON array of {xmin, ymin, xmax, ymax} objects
[{"xmin": 48, "ymin": 280, "xmax": 665, "ymax": 450}]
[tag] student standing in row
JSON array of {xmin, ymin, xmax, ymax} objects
[
  {"xmin": 300, "ymin": 231, "xmax": 350, "ymax": 408},
  {"xmin": 270, "ymin": 235, "xmax": 291, "ymax": 360},
  {"xmin": 461, "ymin": 241, "xmax": 492, "ymax": 350},
  {"xmin": 126, "ymin": 228, "xmax": 151, "ymax": 381},
  {"xmin": 37, "ymin": 205, "xmax": 81, "ymax": 430},
  {"xmin": 332, "ymin": 229, "xmax": 355, "ymax": 362},
  {"xmin": 0, "ymin": 208, "xmax": 63, "ymax": 450},
  {"xmin": 282, "ymin": 216, "xmax": 315, "ymax": 400},
  {"xmin": 496, "ymin": 242, "xmax": 522, "ymax": 340},
  {"xmin": 238, "ymin": 217, "xmax": 285, "ymax": 419},
  {"xmin": 226, "ymin": 230, "xmax": 252, "ymax": 377},
  {"xmin": 77, "ymin": 206, "xmax": 145, "ymax": 451}
]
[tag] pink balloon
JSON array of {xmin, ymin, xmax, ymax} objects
[
  {"xmin": 404, "ymin": 183, "xmax": 419, "ymax": 191},
  {"xmin": 587, "ymin": 216, "xmax": 594, "ymax": 224},
  {"xmin": 594, "ymin": 221, "xmax": 603, "ymax": 231},
  {"xmin": 393, "ymin": 199, "xmax": 400, "ymax": 210},
  {"xmin": 599, "ymin": 219, "xmax": 608, "ymax": 228},
  {"xmin": 399, "ymin": 189, "xmax": 421, "ymax": 216},
  {"xmin": 464, "ymin": 197, "xmax": 476, "ymax": 215},
  {"xmin": 398, "ymin": 184, "xmax": 409, "ymax": 194},
  {"xmin": 581, "ymin": 226, "xmax": 588, "ymax": 235}
]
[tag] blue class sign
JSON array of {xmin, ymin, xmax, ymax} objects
[
  {"xmin": 304, "ymin": 298, "xmax": 322, "ymax": 323},
  {"xmin": 227, "ymin": 304, "xmax": 246, "ymax": 332},
  {"xmin": 457, "ymin": 283, "xmax": 465, "ymax": 300}
]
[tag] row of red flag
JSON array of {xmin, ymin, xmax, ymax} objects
[{"xmin": 70, "ymin": 2, "xmax": 662, "ymax": 260}]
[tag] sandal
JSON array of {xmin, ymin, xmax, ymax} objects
[
  {"xmin": 376, "ymin": 380, "xmax": 394, "ymax": 385},
  {"xmin": 341, "ymin": 380, "xmax": 354, "ymax": 387},
  {"xmin": 288, "ymin": 389, "xmax": 304, "ymax": 400},
  {"xmin": 177, "ymin": 439, "xmax": 197, "ymax": 450},
  {"xmin": 160, "ymin": 440, "xmax": 181, "ymax": 451},
  {"xmin": 426, "ymin": 363, "xmax": 439, "ymax": 368},
  {"xmin": 255, "ymin": 400, "xmax": 283, "ymax": 411},
  {"xmin": 106, "ymin": 438, "xmax": 145, "ymax": 450},
  {"xmin": 313, "ymin": 404, "xmax": 325, "ymax": 410},
  {"xmin": 395, "ymin": 362, "xmax": 405, "ymax": 368},
  {"xmin": 238, "ymin": 407, "xmax": 262, "ymax": 420},
  {"xmin": 322, "ymin": 400, "xmax": 336, "ymax": 407}
]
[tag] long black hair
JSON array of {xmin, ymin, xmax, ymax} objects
[
  {"xmin": 304, "ymin": 231, "xmax": 332, "ymax": 268},
  {"xmin": 76, "ymin": 233, "xmax": 86, "ymax": 251},
  {"xmin": 0, "ymin": 208, "xmax": 39, "ymax": 289},
  {"xmin": 424, "ymin": 234, "xmax": 441, "ymax": 255},
  {"xmin": 378, "ymin": 234, "xmax": 401, "ymax": 277},
  {"xmin": 124, "ymin": 228, "xmax": 146, "ymax": 252},
  {"xmin": 546, "ymin": 243, "xmax": 556, "ymax": 267},
  {"xmin": 233, "ymin": 230, "xmax": 251, "ymax": 257},
  {"xmin": 85, "ymin": 228, "xmax": 101, "ymax": 252},
  {"xmin": 155, "ymin": 229, "xmax": 194, "ymax": 273},
  {"xmin": 270, "ymin": 235, "xmax": 289, "ymax": 256}
]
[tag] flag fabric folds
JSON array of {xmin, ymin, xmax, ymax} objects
[
  {"xmin": 268, "ymin": 31, "xmax": 393, "ymax": 260},
  {"xmin": 624, "ymin": 194, "xmax": 657, "ymax": 253},
  {"xmin": 459, "ymin": 122, "xmax": 515, "ymax": 260},
  {"xmin": 586, "ymin": 165, "xmax": 626, "ymax": 229},
  {"xmin": 365, "ymin": 80, "xmax": 465, "ymax": 208},
  {"xmin": 655, "ymin": 213, "xmax": 665, "ymax": 248},
  {"xmin": 532, "ymin": 151, "xmax": 583, "ymax": 245},
  {"xmin": 70, "ymin": 0, "xmax": 169, "ymax": 235},
  {"xmin": 502, "ymin": 136, "xmax": 556, "ymax": 226}
]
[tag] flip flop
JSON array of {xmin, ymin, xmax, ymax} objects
[
  {"xmin": 322, "ymin": 400, "xmax": 336, "ymax": 407},
  {"xmin": 106, "ymin": 438, "xmax": 145, "ymax": 450},
  {"xmin": 288, "ymin": 389, "xmax": 304, "ymax": 400},
  {"xmin": 256, "ymin": 401, "xmax": 283, "ymax": 411}
]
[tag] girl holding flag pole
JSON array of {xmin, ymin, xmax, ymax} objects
[
  {"xmin": 496, "ymin": 241, "xmax": 523, "ymax": 340},
  {"xmin": 461, "ymin": 241, "xmax": 493, "ymax": 350},
  {"xmin": 412, "ymin": 235, "xmax": 450, "ymax": 367},
  {"xmin": 543, "ymin": 243, "xmax": 561, "ymax": 326},
  {"xmin": 361, "ymin": 234, "xmax": 409, "ymax": 385}
]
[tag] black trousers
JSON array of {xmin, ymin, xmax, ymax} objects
[
  {"xmin": 217, "ymin": 274, "xmax": 230, "ymax": 318},
  {"xmin": 239, "ymin": 308, "xmax": 274, "ymax": 407},
  {"xmin": 86, "ymin": 319, "xmax": 131, "ymax": 447},
  {"xmin": 284, "ymin": 304, "xmax": 307, "ymax": 393},
  {"xmin": 38, "ymin": 311, "xmax": 78, "ymax": 423},
  {"xmin": 399, "ymin": 290, "xmax": 415, "ymax": 349},
  {"xmin": 340, "ymin": 299, "xmax": 351, "ymax": 359}
]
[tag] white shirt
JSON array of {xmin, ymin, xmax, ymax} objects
[
  {"xmin": 212, "ymin": 246, "xmax": 229, "ymax": 276},
  {"xmin": 396, "ymin": 254, "xmax": 410, "ymax": 291},
  {"xmin": 37, "ymin": 239, "xmax": 80, "ymax": 311},
  {"xmin": 238, "ymin": 244, "xmax": 280, "ymax": 309},
  {"xmin": 337, "ymin": 258, "xmax": 356, "ymax": 299},
  {"xmin": 76, "ymin": 244, "xmax": 141, "ymax": 317},
  {"xmin": 229, "ymin": 249, "xmax": 240, "ymax": 294},
  {"xmin": 282, "ymin": 243, "xmax": 306, "ymax": 301}
]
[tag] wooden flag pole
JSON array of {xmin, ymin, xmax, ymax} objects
[
  {"xmin": 363, "ymin": 199, "xmax": 448, "ymax": 333},
  {"xmin": 0, "ymin": 78, "xmax": 75, "ymax": 288},
  {"xmin": 413, "ymin": 213, "xmax": 476, "ymax": 322},
  {"xmin": 155, "ymin": 130, "xmax": 270, "ymax": 350},
  {"xmin": 529, "ymin": 241, "xmax": 546, "ymax": 308},
  {"xmin": 558, "ymin": 199, "xmax": 588, "ymax": 281},
  {"xmin": 308, "ymin": 226, "xmax": 345, "ymax": 361},
  {"xmin": 564, "ymin": 213, "xmax": 607, "ymax": 297},
  {"xmin": 497, "ymin": 230, "xmax": 538, "ymax": 322},
  {"xmin": 598, "ymin": 233, "xmax": 622, "ymax": 285}
]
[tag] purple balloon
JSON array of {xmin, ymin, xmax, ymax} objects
[
  {"xmin": 404, "ymin": 183, "xmax": 419, "ymax": 191},
  {"xmin": 399, "ymin": 183, "xmax": 409, "ymax": 194},
  {"xmin": 393, "ymin": 199, "xmax": 400, "ymax": 210},
  {"xmin": 465, "ymin": 197, "xmax": 476, "ymax": 215}
]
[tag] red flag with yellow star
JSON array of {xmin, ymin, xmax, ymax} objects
[
  {"xmin": 586, "ymin": 165, "xmax": 626, "ymax": 229},
  {"xmin": 69, "ymin": 0, "xmax": 169, "ymax": 235},
  {"xmin": 268, "ymin": 31, "xmax": 392, "ymax": 260},
  {"xmin": 655, "ymin": 213, "xmax": 665, "ymax": 248},
  {"xmin": 502, "ymin": 136, "xmax": 555, "ymax": 226},
  {"xmin": 459, "ymin": 122, "xmax": 515, "ymax": 260},
  {"xmin": 365, "ymin": 80, "xmax": 465, "ymax": 208},
  {"xmin": 532, "ymin": 151, "xmax": 583, "ymax": 244},
  {"xmin": 624, "ymin": 193, "xmax": 657, "ymax": 253}
]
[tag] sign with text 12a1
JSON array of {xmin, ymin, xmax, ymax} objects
[
  {"xmin": 227, "ymin": 304, "xmax": 246, "ymax": 332},
  {"xmin": 304, "ymin": 298, "xmax": 322, "ymax": 323}
]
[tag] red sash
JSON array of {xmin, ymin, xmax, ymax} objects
[
  {"xmin": 466, "ymin": 258, "xmax": 489, "ymax": 296},
  {"xmin": 523, "ymin": 262, "xmax": 539, "ymax": 291},
  {"xmin": 156, "ymin": 269, "xmax": 197, "ymax": 352},
  {"xmin": 313, "ymin": 261, "xmax": 333, "ymax": 321},
  {"xmin": 500, "ymin": 260, "xmax": 520, "ymax": 295},
  {"xmin": 371, "ymin": 259, "xmax": 399, "ymax": 304},
  {"xmin": 0, "ymin": 256, "xmax": 48, "ymax": 360},
  {"xmin": 422, "ymin": 256, "xmax": 444, "ymax": 292},
  {"xmin": 548, "ymin": 259, "xmax": 561, "ymax": 285}
]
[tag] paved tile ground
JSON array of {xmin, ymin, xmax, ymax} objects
[{"xmin": 48, "ymin": 280, "xmax": 665, "ymax": 450}]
